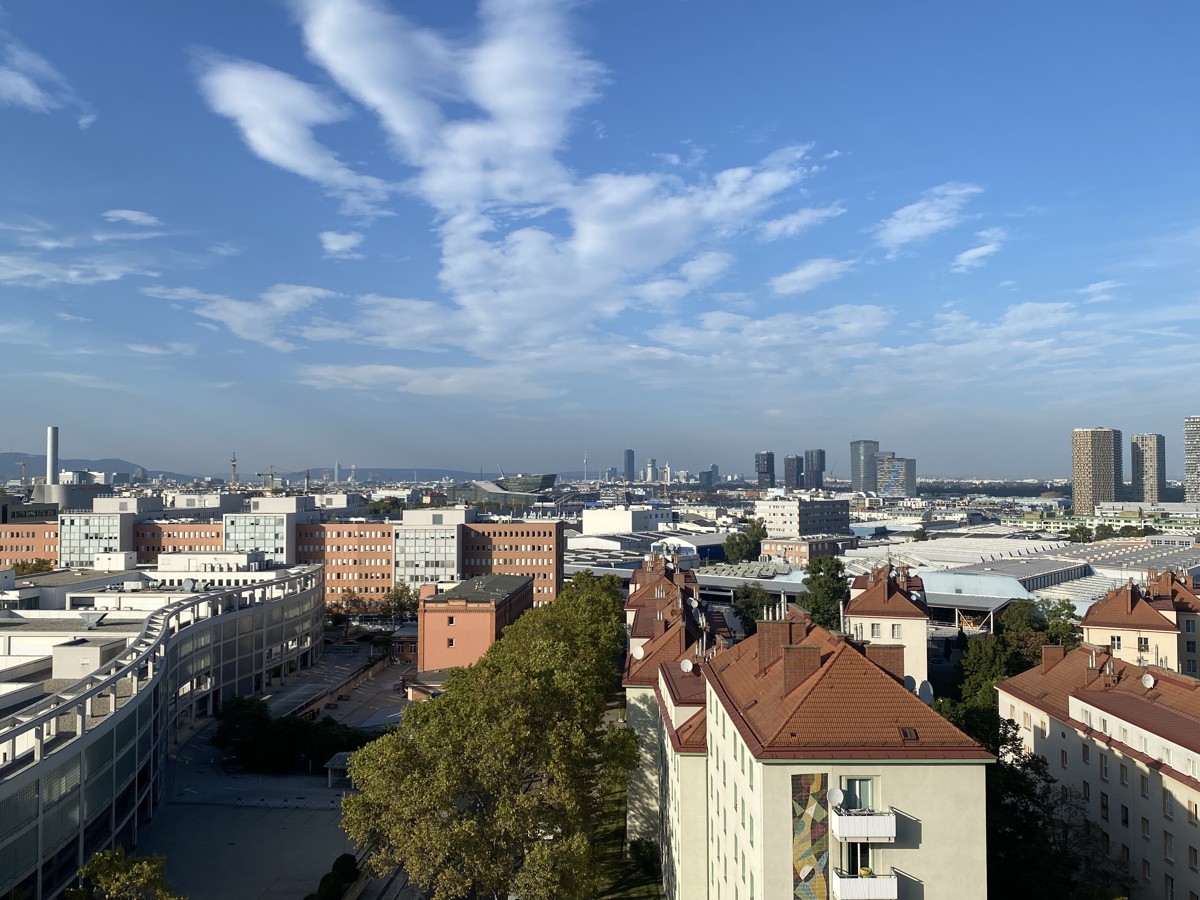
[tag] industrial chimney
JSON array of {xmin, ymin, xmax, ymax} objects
[{"xmin": 46, "ymin": 426, "xmax": 59, "ymax": 485}]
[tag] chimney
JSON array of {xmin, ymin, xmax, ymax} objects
[
  {"xmin": 757, "ymin": 620, "xmax": 791, "ymax": 671},
  {"xmin": 46, "ymin": 425, "xmax": 59, "ymax": 486},
  {"xmin": 782, "ymin": 644, "xmax": 822, "ymax": 693},
  {"xmin": 1041, "ymin": 645, "xmax": 1066, "ymax": 673},
  {"xmin": 657, "ymin": 618, "xmax": 670, "ymax": 637},
  {"xmin": 865, "ymin": 644, "xmax": 905, "ymax": 683}
]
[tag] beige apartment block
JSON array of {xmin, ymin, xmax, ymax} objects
[
  {"xmin": 999, "ymin": 645, "xmax": 1200, "ymax": 899},
  {"xmin": 1074, "ymin": 427, "xmax": 1123, "ymax": 516},
  {"xmin": 843, "ymin": 566, "xmax": 931, "ymax": 700},
  {"xmin": 1080, "ymin": 572, "xmax": 1200, "ymax": 677}
]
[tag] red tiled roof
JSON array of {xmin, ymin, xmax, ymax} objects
[
  {"xmin": 1147, "ymin": 570, "xmax": 1200, "ymax": 614},
  {"xmin": 845, "ymin": 574, "xmax": 929, "ymax": 620},
  {"xmin": 704, "ymin": 618, "xmax": 990, "ymax": 760},
  {"xmin": 1080, "ymin": 583, "xmax": 1178, "ymax": 633},
  {"xmin": 674, "ymin": 707, "xmax": 708, "ymax": 752}
]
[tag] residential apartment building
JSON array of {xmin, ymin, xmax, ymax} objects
[
  {"xmin": 876, "ymin": 456, "xmax": 917, "ymax": 498},
  {"xmin": 804, "ymin": 449, "xmax": 826, "ymax": 490},
  {"xmin": 754, "ymin": 498, "xmax": 851, "ymax": 539},
  {"xmin": 1074, "ymin": 427, "xmax": 1124, "ymax": 515},
  {"xmin": 843, "ymin": 566, "xmax": 931, "ymax": 701},
  {"xmin": 755, "ymin": 452, "xmax": 776, "ymax": 490},
  {"xmin": 783, "ymin": 455, "xmax": 801, "ymax": 491},
  {"xmin": 1079, "ymin": 572, "xmax": 1200, "ymax": 676},
  {"xmin": 622, "ymin": 556, "xmax": 990, "ymax": 900},
  {"xmin": 1186, "ymin": 417, "xmax": 1200, "ymax": 504},
  {"xmin": 416, "ymin": 574, "xmax": 533, "ymax": 671},
  {"xmin": 759, "ymin": 535, "xmax": 855, "ymax": 566},
  {"xmin": 998, "ymin": 645, "xmax": 1200, "ymax": 900},
  {"xmin": 1131, "ymin": 434, "xmax": 1167, "ymax": 506}
]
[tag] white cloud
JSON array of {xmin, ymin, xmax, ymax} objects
[
  {"xmin": 319, "ymin": 230, "xmax": 365, "ymax": 259},
  {"xmin": 760, "ymin": 204, "xmax": 846, "ymax": 241},
  {"xmin": 55, "ymin": 311, "xmax": 91, "ymax": 323},
  {"xmin": 874, "ymin": 182, "xmax": 983, "ymax": 258},
  {"xmin": 0, "ymin": 253, "xmax": 159, "ymax": 287},
  {"xmin": 195, "ymin": 53, "xmax": 393, "ymax": 216},
  {"xmin": 769, "ymin": 258, "xmax": 855, "ymax": 296},
  {"xmin": 1078, "ymin": 279, "xmax": 1124, "ymax": 303},
  {"xmin": 144, "ymin": 283, "xmax": 337, "ymax": 351},
  {"xmin": 128, "ymin": 341, "xmax": 196, "ymax": 356},
  {"xmin": 0, "ymin": 31, "xmax": 95, "ymax": 127},
  {"xmin": 951, "ymin": 227, "xmax": 1007, "ymax": 273},
  {"xmin": 300, "ymin": 362, "xmax": 557, "ymax": 400},
  {"xmin": 102, "ymin": 209, "xmax": 161, "ymax": 226}
]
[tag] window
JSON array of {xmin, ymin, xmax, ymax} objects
[
  {"xmin": 1121, "ymin": 764, "xmax": 1129, "ymax": 786},
  {"xmin": 1083, "ymin": 744, "xmax": 1091, "ymax": 765},
  {"xmin": 1188, "ymin": 619, "xmax": 1197, "ymax": 633},
  {"xmin": 447, "ymin": 615, "xmax": 455, "ymax": 626},
  {"xmin": 1166, "ymin": 788, "xmax": 1176, "ymax": 820},
  {"xmin": 1061, "ymin": 749, "xmax": 1069, "ymax": 769},
  {"xmin": 447, "ymin": 638, "xmax": 455, "ymax": 648},
  {"xmin": 1023, "ymin": 712, "xmax": 1032, "ymax": 732},
  {"xmin": 1143, "ymin": 817, "xmax": 1151, "ymax": 840},
  {"xmin": 1139, "ymin": 637, "xmax": 1151, "ymax": 653},
  {"xmin": 1142, "ymin": 774, "xmax": 1151, "ymax": 799},
  {"xmin": 1101, "ymin": 793, "xmax": 1110, "ymax": 821},
  {"xmin": 1142, "ymin": 858, "xmax": 1150, "ymax": 882},
  {"xmin": 1084, "ymin": 781, "xmax": 1091, "ymax": 800},
  {"xmin": 1190, "ymin": 660, "xmax": 1198, "ymax": 675},
  {"xmin": 1165, "ymin": 831, "xmax": 1175, "ymax": 862},
  {"xmin": 891, "ymin": 624, "xmax": 902, "ymax": 639},
  {"xmin": 1190, "ymin": 845, "xmax": 1198, "ymax": 871},
  {"xmin": 1101, "ymin": 754, "xmax": 1109, "ymax": 780},
  {"xmin": 870, "ymin": 623, "xmax": 881, "ymax": 639},
  {"xmin": 1166, "ymin": 874, "xmax": 1176, "ymax": 900},
  {"xmin": 1111, "ymin": 636, "xmax": 1122, "ymax": 650},
  {"xmin": 1122, "ymin": 805, "xmax": 1129, "ymax": 827},
  {"xmin": 1188, "ymin": 641, "xmax": 1197, "ymax": 654},
  {"xmin": 1189, "ymin": 800, "xmax": 1198, "ymax": 825}
]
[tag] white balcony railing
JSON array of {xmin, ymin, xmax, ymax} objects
[
  {"xmin": 831, "ymin": 868, "xmax": 899, "ymax": 900},
  {"xmin": 830, "ymin": 806, "xmax": 897, "ymax": 842}
]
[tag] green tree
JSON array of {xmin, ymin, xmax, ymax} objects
[
  {"xmin": 1067, "ymin": 524, "xmax": 1094, "ymax": 543},
  {"xmin": 368, "ymin": 497, "xmax": 405, "ymax": 516},
  {"xmin": 997, "ymin": 599, "xmax": 1046, "ymax": 672},
  {"xmin": 343, "ymin": 572, "xmax": 638, "ymax": 900},
  {"xmin": 731, "ymin": 582, "xmax": 775, "ymax": 636},
  {"xmin": 66, "ymin": 848, "xmax": 185, "ymax": 900},
  {"xmin": 1037, "ymin": 598, "xmax": 1082, "ymax": 651},
  {"xmin": 382, "ymin": 584, "xmax": 418, "ymax": 621},
  {"xmin": 722, "ymin": 519, "xmax": 767, "ymax": 564},
  {"xmin": 911, "ymin": 526, "xmax": 928, "ymax": 542},
  {"xmin": 1093, "ymin": 523, "xmax": 1117, "ymax": 541},
  {"xmin": 800, "ymin": 556, "xmax": 847, "ymax": 631},
  {"xmin": 958, "ymin": 635, "xmax": 1012, "ymax": 708},
  {"xmin": 12, "ymin": 558, "xmax": 54, "ymax": 576}
]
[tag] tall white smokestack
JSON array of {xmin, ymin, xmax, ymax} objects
[{"xmin": 46, "ymin": 426, "xmax": 59, "ymax": 486}]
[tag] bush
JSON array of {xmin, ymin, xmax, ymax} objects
[
  {"xmin": 331, "ymin": 853, "xmax": 359, "ymax": 882},
  {"xmin": 629, "ymin": 837, "xmax": 661, "ymax": 878}
]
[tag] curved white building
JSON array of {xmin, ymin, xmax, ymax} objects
[{"xmin": 0, "ymin": 558, "xmax": 324, "ymax": 899}]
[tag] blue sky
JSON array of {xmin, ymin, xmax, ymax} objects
[{"xmin": 3, "ymin": 1, "xmax": 1199, "ymax": 480}]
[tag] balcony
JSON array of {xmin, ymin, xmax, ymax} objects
[
  {"xmin": 830, "ymin": 805, "xmax": 897, "ymax": 842},
  {"xmin": 831, "ymin": 868, "xmax": 899, "ymax": 900}
]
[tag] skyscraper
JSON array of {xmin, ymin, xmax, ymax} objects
[
  {"xmin": 623, "ymin": 449, "xmax": 635, "ymax": 482},
  {"xmin": 877, "ymin": 456, "xmax": 917, "ymax": 497},
  {"xmin": 755, "ymin": 451, "xmax": 775, "ymax": 490},
  {"xmin": 646, "ymin": 457, "xmax": 658, "ymax": 483},
  {"xmin": 850, "ymin": 440, "xmax": 880, "ymax": 493},
  {"xmin": 783, "ymin": 454, "xmax": 802, "ymax": 490},
  {"xmin": 1072, "ymin": 427, "xmax": 1123, "ymax": 515},
  {"xmin": 1186, "ymin": 417, "xmax": 1200, "ymax": 503},
  {"xmin": 803, "ymin": 449, "xmax": 826, "ymax": 489},
  {"xmin": 1130, "ymin": 434, "xmax": 1166, "ymax": 505}
]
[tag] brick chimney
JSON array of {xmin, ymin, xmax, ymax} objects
[
  {"xmin": 782, "ymin": 644, "xmax": 823, "ymax": 693},
  {"xmin": 757, "ymin": 620, "xmax": 790, "ymax": 671},
  {"xmin": 657, "ymin": 617, "xmax": 670, "ymax": 637},
  {"xmin": 865, "ymin": 644, "xmax": 905, "ymax": 683},
  {"xmin": 1042, "ymin": 644, "xmax": 1066, "ymax": 673}
]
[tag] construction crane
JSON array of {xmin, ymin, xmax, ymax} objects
[{"xmin": 254, "ymin": 466, "xmax": 310, "ymax": 492}]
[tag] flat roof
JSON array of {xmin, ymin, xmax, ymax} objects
[
  {"xmin": 427, "ymin": 574, "xmax": 532, "ymax": 605},
  {"xmin": 13, "ymin": 569, "xmax": 141, "ymax": 588},
  {"xmin": 0, "ymin": 618, "xmax": 143, "ymax": 634}
]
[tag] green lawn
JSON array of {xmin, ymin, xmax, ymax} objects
[{"xmin": 594, "ymin": 780, "xmax": 663, "ymax": 900}]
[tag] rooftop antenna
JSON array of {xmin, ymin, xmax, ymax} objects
[{"xmin": 230, "ymin": 451, "xmax": 238, "ymax": 486}]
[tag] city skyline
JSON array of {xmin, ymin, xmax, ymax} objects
[{"xmin": 4, "ymin": 3, "xmax": 1200, "ymax": 477}]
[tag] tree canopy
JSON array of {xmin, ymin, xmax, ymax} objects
[
  {"xmin": 66, "ymin": 848, "xmax": 185, "ymax": 900},
  {"xmin": 731, "ymin": 582, "xmax": 777, "ymax": 636},
  {"xmin": 12, "ymin": 558, "xmax": 54, "ymax": 576},
  {"xmin": 343, "ymin": 571, "xmax": 638, "ymax": 900},
  {"xmin": 722, "ymin": 518, "xmax": 767, "ymax": 564},
  {"xmin": 801, "ymin": 555, "xmax": 847, "ymax": 630},
  {"xmin": 214, "ymin": 696, "xmax": 373, "ymax": 774}
]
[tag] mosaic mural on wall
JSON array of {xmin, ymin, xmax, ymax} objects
[{"xmin": 792, "ymin": 772, "xmax": 830, "ymax": 900}]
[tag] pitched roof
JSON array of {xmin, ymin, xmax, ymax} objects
[
  {"xmin": 845, "ymin": 572, "xmax": 929, "ymax": 620},
  {"xmin": 1146, "ymin": 570, "xmax": 1200, "ymax": 614},
  {"xmin": 674, "ymin": 707, "xmax": 708, "ymax": 752},
  {"xmin": 704, "ymin": 617, "xmax": 990, "ymax": 760},
  {"xmin": 998, "ymin": 644, "xmax": 1200, "ymax": 757},
  {"xmin": 1080, "ymin": 582, "xmax": 1179, "ymax": 633}
]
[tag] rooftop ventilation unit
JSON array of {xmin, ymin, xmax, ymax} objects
[{"xmin": 78, "ymin": 611, "xmax": 108, "ymax": 630}]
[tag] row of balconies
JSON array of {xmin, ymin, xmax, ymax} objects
[{"xmin": 831, "ymin": 807, "xmax": 898, "ymax": 900}]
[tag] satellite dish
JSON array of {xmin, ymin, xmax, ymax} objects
[
  {"xmin": 680, "ymin": 659, "xmax": 694, "ymax": 673},
  {"xmin": 632, "ymin": 646, "xmax": 645, "ymax": 660},
  {"xmin": 1142, "ymin": 673, "xmax": 1156, "ymax": 690},
  {"xmin": 828, "ymin": 787, "xmax": 844, "ymax": 806},
  {"xmin": 689, "ymin": 598, "xmax": 699, "ymax": 608},
  {"xmin": 903, "ymin": 675, "xmax": 917, "ymax": 692},
  {"xmin": 918, "ymin": 682, "xmax": 935, "ymax": 704}
]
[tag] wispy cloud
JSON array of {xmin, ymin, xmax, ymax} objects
[
  {"xmin": 0, "ymin": 31, "xmax": 95, "ymax": 127},
  {"xmin": 1079, "ymin": 279, "xmax": 1124, "ymax": 303},
  {"xmin": 128, "ymin": 341, "xmax": 196, "ymax": 356},
  {"xmin": 55, "ymin": 310, "xmax": 91, "ymax": 323},
  {"xmin": 951, "ymin": 227, "xmax": 1007, "ymax": 273},
  {"xmin": 0, "ymin": 252, "xmax": 159, "ymax": 287},
  {"xmin": 319, "ymin": 230, "xmax": 365, "ymax": 259},
  {"xmin": 195, "ymin": 53, "xmax": 393, "ymax": 216},
  {"xmin": 144, "ymin": 283, "xmax": 338, "ymax": 351},
  {"xmin": 875, "ymin": 182, "xmax": 983, "ymax": 258},
  {"xmin": 102, "ymin": 209, "xmax": 161, "ymax": 226},
  {"xmin": 769, "ymin": 257, "xmax": 855, "ymax": 295},
  {"xmin": 760, "ymin": 204, "xmax": 845, "ymax": 241}
]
